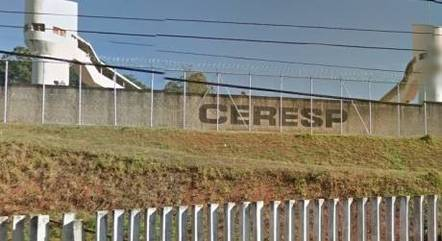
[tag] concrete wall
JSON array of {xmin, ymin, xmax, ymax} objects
[{"xmin": 1, "ymin": 84, "xmax": 440, "ymax": 137}]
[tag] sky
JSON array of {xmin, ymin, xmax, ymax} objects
[{"xmin": 0, "ymin": 0, "xmax": 441, "ymax": 98}]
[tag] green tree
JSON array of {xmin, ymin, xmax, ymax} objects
[
  {"xmin": 0, "ymin": 46, "xmax": 32, "ymax": 85},
  {"xmin": 164, "ymin": 72, "xmax": 213, "ymax": 95},
  {"xmin": 123, "ymin": 74, "xmax": 148, "ymax": 89}
]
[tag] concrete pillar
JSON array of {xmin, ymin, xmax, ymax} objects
[
  {"xmin": 240, "ymin": 202, "xmax": 251, "ymax": 241},
  {"xmin": 386, "ymin": 197, "xmax": 396, "ymax": 241},
  {"xmin": 208, "ymin": 204, "xmax": 219, "ymax": 241},
  {"xmin": 95, "ymin": 211, "xmax": 108, "ymax": 241},
  {"xmin": 62, "ymin": 213, "xmax": 76, "ymax": 241},
  {"xmin": 161, "ymin": 207, "xmax": 173, "ymax": 241},
  {"xmin": 112, "ymin": 210, "xmax": 125, "ymax": 241},
  {"xmin": 343, "ymin": 198, "xmax": 353, "ymax": 241},
  {"xmin": 328, "ymin": 199, "xmax": 339, "ymax": 241},
  {"xmin": 357, "ymin": 198, "xmax": 367, "ymax": 241},
  {"xmin": 72, "ymin": 220, "xmax": 84, "ymax": 241},
  {"xmin": 177, "ymin": 206, "xmax": 188, "ymax": 241},
  {"xmin": 299, "ymin": 200, "xmax": 310, "ymax": 241},
  {"xmin": 224, "ymin": 203, "xmax": 235, "ymax": 241},
  {"xmin": 427, "ymin": 195, "xmax": 438, "ymax": 241},
  {"xmin": 400, "ymin": 196, "xmax": 410, "ymax": 241},
  {"xmin": 371, "ymin": 197, "xmax": 382, "ymax": 241},
  {"xmin": 313, "ymin": 199, "xmax": 324, "ymax": 241},
  {"xmin": 145, "ymin": 208, "xmax": 157, "ymax": 241},
  {"xmin": 270, "ymin": 201, "xmax": 280, "ymax": 241},
  {"xmin": 30, "ymin": 215, "xmax": 50, "ymax": 241},
  {"xmin": 0, "ymin": 216, "xmax": 8, "ymax": 241},
  {"xmin": 285, "ymin": 200, "xmax": 295, "ymax": 241},
  {"xmin": 413, "ymin": 196, "xmax": 424, "ymax": 241},
  {"xmin": 129, "ymin": 209, "xmax": 141, "ymax": 241},
  {"xmin": 192, "ymin": 205, "xmax": 204, "ymax": 241},
  {"xmin": 12, "ymin": 216, "xmax": 25, "ymax": 241},
  {"xmin": 252, "ymin": 201, "xmax": 264, "ymax": 241}
]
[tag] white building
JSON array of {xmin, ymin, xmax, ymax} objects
[
  {"xmin": 24, "ymin": 0, "xmax": 141, "ymax": 89},
  {"xmin": 381, "ymin": 24, "xmax": 442, "ymax": 103}
]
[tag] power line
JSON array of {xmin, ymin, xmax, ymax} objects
[
  {"xmin": 0, "ymin": 9, "xmax": 440, "ymax": 36},
  {"xmin": 109, "ymin": 41, "xmax": 154, "ymax": 47},
  {"xmin": 0, "ymin": 24, "xmax": 425, "ymax": 52}
]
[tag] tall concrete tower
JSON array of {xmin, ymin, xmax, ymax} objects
[
  {"xmin": 24, "ymin": 0, "xmax": 141, "ymax": 89},
  {"xmin": 381, "ymin": 24, "xmax": 442, "ymax": 103}
]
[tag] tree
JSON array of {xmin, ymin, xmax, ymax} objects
[
  {"xmin": 164, "ymin": 71, "xmax": 213, "ymax": 95},
  {"xmin": 123, "ymin": 74, "xmax": 148, "ymax": 89},
  {"xmin": 0, "ymin": 46, "xmax": 32, "ymax": 85}
]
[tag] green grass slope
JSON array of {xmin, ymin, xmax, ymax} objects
[{"xmin": 0, "ymin": 124, "xmax": 440, "ymax": 215}]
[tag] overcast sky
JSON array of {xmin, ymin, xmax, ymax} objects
[{"xmin": 0, "ymin": 0, "xmax": 441, "ymax": 97}]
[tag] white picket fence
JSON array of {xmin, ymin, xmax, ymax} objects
[{"xmin": 0, "ymin": 195, "xmax": 439, "ymax": 241}]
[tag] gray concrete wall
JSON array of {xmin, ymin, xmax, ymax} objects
[{"xmin": 0, "ymin": 85, "xmax": 439, "ymax": 137}]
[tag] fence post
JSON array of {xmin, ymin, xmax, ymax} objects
[
  {"xmin": 129, "ymin": 209, "xmax": 141, "ymax": 241},
  {"xmin": 62, "ymin": 213, "xmax": 76, "ymax": 241},
  {"xmin": 357, "ymin": 198, "xmax": 367, "ymax": 241},
  {"xmin": 252, "ymin": 201, "xmax": 264, "ymax": 241},
  {"xmin": 193, "ymin": 205, "xmax": 204, "ymax": 241},
  {"xmin": 3, "ymin": 60, "xmax": 8, "ymax": 124},
  {"xmin": 413, "ymin": 196, "xmax": 424, "ymax": 241},
  {"xmin": 240, "ymin": 202, "xmax": 251, "ymax": 241},
  {"xmin": 371, "ymin": 197, "xmax": 382, "ymax": 241},
  {"xmin": 400, "ymin": 196, "xmax": 410, "ymax": 241},
  {"xmin": 280, "ymin": 76, "xmax": 283, "ymax": 133},
  {"xmin": 30, "ymin": 215, "xmax": 49, "ymax": 241},
  {"xmin": 224, "ymin": 203, "xmax": 235, "ymax": 241},
  {"xmin": 41, "ymin": 64, "xmax": 46, "ymax": 124},
  {"xmin": 248, "ymin": 73, "xmax": 252, "ymax": 132},
  {"xmin": 208, "ymin": 204, "xmax": 219, "ymax": 241},
  {"xmin": 340, "ymin": 79, "xmax": 343, "ymax": 135},
  {"xmin": 343, "ymin": 198, "xmax": 353, "ymax": 241},
  {"xmin": 216, "ymin": 73, "xmax": 220, "ymax": 131},
  {"xmin": 310, "ymin": 77, "xmax": 313, "ymax": 135},
  {"xmin": 150, "ymin": 73, "xmax": 154, "ymax": 128},
  {"xmin": 145, "ymin": 208, "xmax": 157, "ymax": 241},
  {"xmin": 313, "ymin": 199, "xmax": 324, "ymax": 241},
  {"xmin": 113, "ymin": 210, "xmax": 124, "ymax": 241},
  {"xmin": 72, "ymin": 220, "xmax": 84, "ymax": 241},
  {"xmin": 0, "ymin": 216, "xmax": 8, "ymax": 241},
  {"xmin": 397, "ymin": 84, "xmax": 401, "ymax": 136},
  {"xmin": 270, "ymin": 201, "xmax": 280, "ymax": 241},
  {"xmin": 328, "ymin": 199, "xmax": 338, "ymax": 241},
  {"xmin": 113, "ymin": 72, "xmax": 117, "ymax": 126},
  {"xmin": 12, "ymin": 215, "xmax": 26, "ymax": 241},
  {"xmin": 424, "ymin": 87, "xmax": 428, "ymax": 135},
  {"xmin": 427, "ymin": 195, "xmax": 438, "ymax": 241},
  {"xmin": 299, "ymin": 200, "xmax": 310, "ymax": 241},
  {"xmin": 386, "ymin": 197, "xmax": 396, "ymax": 241},
  {"xmin": 368, "ymin": 81, "xmax": 372, "ymax": 135},
  {"xmin": 183, "ymin": 71, "xmax": 187, "ymax": 129},
  {"xmin": 161, "ymin": 207, "xmax": 172, "ymax": 241},
  {"xmin": 78, "ymin": 65, "xmax": 82, "ymax": 126},
  {"xmin": 96, "ymin": 211, "xmax": 108, "ymax": 241},
  {"xmin": 177, "ymin": 206, "xmax": 188, "ymax": 241},
  {"xmin": 285, "ymin": 200, "xmax": 295, "ymax": 241}
]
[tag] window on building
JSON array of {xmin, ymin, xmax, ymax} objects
[
  {"xmin": 31, "ymin": 23, "xmax": 45, "ymax": 32},
  {"xmin": 53, "ymin": 27, "xmax": 67, "ymax": 37}
]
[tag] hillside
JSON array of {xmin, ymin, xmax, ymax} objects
[{"xmin": 0, "ymin": 124, "xmax": 441, "ymax": 216}]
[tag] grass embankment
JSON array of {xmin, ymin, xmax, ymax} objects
[{"xmin": 0, "ymin": 124, "xmax": 440, "ymax": 217}]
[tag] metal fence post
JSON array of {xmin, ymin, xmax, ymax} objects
[
  {"xmin": 150, "ymin": 73, "xmax": 154, "ymax": 128},
  {"xmin": 249, "ymin": 73, "xmax": 252, "ymax": 132},
  {"xmin": 78, "ymin": 65, "xmax": 82, "ymax": 126},
  {"xmin": 368, "ymin": 81, "xmax": 372, "ymax": 135},
  {"xmin": 183, "ymin": 71, "xmax": 187, "ymax": 129},
  {"xmin": 310, "ymin": 77, "xmax": 313, "ymax": 135},
  {"xmin": 3, "ymin": 60, "xmax": 8, "ymax": 124},
  {"xmin": 280, "ymin": 76, "xmax": 283, "ymax": 133},
  {"xmin": 41, "ymin": 64, "xmax": 45, "ymax": 124},
  {"xmin": 340, "ymin": 79, "xmax": 343, "ymax": 135},
  {"xmin": 397, "ymin": 84, "xmax": 401, "ymax": 136},
  {"xmin": 217, "ymin": 73, "xmax": 220, "ymax": 131},
  {"xmin": 424, "ymin": 87, "xmax": 428, "ymax": 135},
  {"xmin": 113, "ymin": 71, "xmax": 117, "ymax": 126}
]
